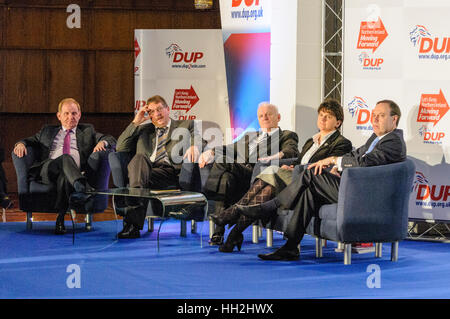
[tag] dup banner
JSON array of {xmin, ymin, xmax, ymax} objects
[
  {"xmin": 343, "ymin": 0, "xmax": 450, "ymax": 221},
  {"xmin": 134, "ymin": 29, "xmax": 230, "ymax": 134},
  {"xmin": 219, "ymin": 0, "xmax": 271, "ymax": 138}
]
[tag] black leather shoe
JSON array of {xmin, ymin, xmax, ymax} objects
[
  {"xmin": 118, "ymin": 223, "xmax": 140, "ymax": 239},
  {"xmin": 257, "ymin": 247, "xmax": 300, "ymax": 261},
  {"xmin": 69, "ymin": 192, "xmax": 93, "ymax": 211},
  {"xmin": 55, "ymin": 219, "xmax": 66, "ymax": 235},
  {"xmin": 209, "ymin": 231, "xmax": 224, "ymax": 246},
  {"xmin": 219, "ymin": 233, "xmax": 243, "ymax": 253}
]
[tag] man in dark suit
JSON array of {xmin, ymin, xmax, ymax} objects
[
  {"xmin": 238, "ymin": 99, "xmax": 407, "ymax": 260},
  {"xmin": 116, "ymin": 95, "xmax": 205, "ymax": 239},
  {"xmin": 199, "ymin": 102, "xmax": 300, "ymax": 244},
  {"xmin": 13, "ymin": 98, "xmax": 116, "ymax": 234}
]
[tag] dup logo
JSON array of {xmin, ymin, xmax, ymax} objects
[
  {"xmin": 410, "ymin": 25, "xmax": 450, "ymax": 61},
  {"xmin": 356, "ymin": 18, "xmax": 388, "ymax": 70},
  {"xmin": 347, "ymin": 97, "xmax": 373, "ymax": 131},
  {"xmin": 165, "ymin": 43, "xmax": 206, "ymax": 69},
  {"xmin": 412, "ymin": 171, "xmax": 450, "ymax": 209},
  {"xmin": 418, "ymin": 125, "xmax": 445, "ymax": 145}
]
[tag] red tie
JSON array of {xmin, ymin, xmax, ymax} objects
[{"xmin": 63, "ymin": 129, "xmax": 72, "ymax": 155}]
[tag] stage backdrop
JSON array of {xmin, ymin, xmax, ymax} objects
[
  {"xmin": 343, "ymin": 0, "xmax": 450, "ymax": 221},
  {"xmin": 134, "ymin": 29, "xmax": 230, "ymax": 133},
  {"xmin": 219, "ymin": 0, "xmax": 271, "ymax": 138}
]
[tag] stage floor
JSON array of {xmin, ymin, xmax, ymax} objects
[{"xmin": 1, "ymin": 219, "xmax": 449, "ymax": 299}]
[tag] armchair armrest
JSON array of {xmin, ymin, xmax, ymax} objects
[
  {"xmin": 11, "ymin": 146, "xmax": 37, "ymax": 194},
  {"xmin": 336, "ymin": 160, "xmax": 414, "ymax": 242},
  {"xmin": 87, "ymin": 150, "xmax": 112, "ymax": 190},
  {"xmin": 108, "ymin": 151, "xmax": 132, "ymax": 187},
  {"xmin": 179, "ymin": 162, "xmax": 201, "ymax": 192}
]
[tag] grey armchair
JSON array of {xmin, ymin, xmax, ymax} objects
[{"xmin": 12, "ymin": 146, "xmax": 113, "ymax": 231}]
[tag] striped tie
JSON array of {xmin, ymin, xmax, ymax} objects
[{"xmin": 154, "ymin": 127, "xmax": 169, "ymax": 163}]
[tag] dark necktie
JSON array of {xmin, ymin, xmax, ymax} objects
[
  {"xmin": 249, "ymin": 132, "xmax": 268, "ymax": 158},
  {"xmin": 154, "ymin": 127, "xmax": 169, "ymax": 163},
  {"xmin": 63, "ymin": 129, "xmax": 72, "ymax": 155}
]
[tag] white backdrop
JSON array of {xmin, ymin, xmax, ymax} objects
[
  {"xmin": 343, "ymin": 0, "xmax": 450, "ymax": 221},
  {"xmin": 134, "ymin": 29, "xmax": 230, "ymax": 132}
]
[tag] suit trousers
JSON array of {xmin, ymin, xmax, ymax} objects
[
  {"xmin": 204, "ymin": 161, "xmax": 254, "ymax": 207},
  {"xmin": 42, "ymin": 154, "xmax": 85, "ymax": 212},
  {"xmin": 125, "ymin": 153, "xmax": 179, "ymax": 228},
  {"xmin": 277, "ymin": 168, "xmax": 341, "ymax": 244}
]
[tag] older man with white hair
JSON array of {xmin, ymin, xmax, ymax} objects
[{"xmin": 199, "ymin": 102, "xmax": 300, "ymax": 245}]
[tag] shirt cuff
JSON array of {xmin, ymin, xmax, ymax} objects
[{"xmin": 336, "ymin": 156, "xmax": 343, "ymax": 171}]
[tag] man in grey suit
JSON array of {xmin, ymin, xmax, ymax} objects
[
  {"xmin": 116, "ymin": 95, "xmax": 204, "ymax": 238},
  {"xmin": 13, "ymin": 98, "xmax": 116, "ymax": 234},
  {"xmin": 238, "ymin": 100, "xmax": 407, "ymax": 261}
]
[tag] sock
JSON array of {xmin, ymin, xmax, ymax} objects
[
  {"xmin": 73, "ymin": 179, "xmax": 86, "ymax": 193},
  {"xmin": 260, "ymin": 197, "xmax": 280, "ymax": 214}
]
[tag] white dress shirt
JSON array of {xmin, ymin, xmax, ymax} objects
[
  {"xmin": 300, "ymin": 130, "xmax": 337, "ymax": 165},
  {"xmin": 49, "ymin": 126, "xmax": 81, "ymax": 168}
]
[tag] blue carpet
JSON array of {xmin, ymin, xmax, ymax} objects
[{"xmin": 0, "ymin": 219, "xmax": 449, "ymax": 299}]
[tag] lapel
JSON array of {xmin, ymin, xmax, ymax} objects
[
  {"xmin": 166, "ymin": 119, "xmax": 177, "ymax": 146},
  {"xmin": 316, "ymin": 130, "xmax": 339, "ymax": 152},
  {"xmin": 265, "ymin": 128, "xmax": 280, "ymax": 156},
  {"xmin": 49, "ymin": 126, "xmax": 61, "ymax": 146},
  {"xmin": 75, "ymin": 125, "xmax": 84, "ymax": 152}
]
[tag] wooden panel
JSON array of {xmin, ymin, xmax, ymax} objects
[
  {"xmin": 48, "ymin": 8, "xmax": 90, "ymax": 49},
  {"xmin": 0, "ymin": 7, "xmax": 4, "ymax": 46},
  {"xmin": 3, "ymin": 50, "xmax": 47, "ymax": 113},
  {"xmin": 93, "ymin": 0, "xmax": 174, "ymax": 9},
  {"xmin": 95, "ymin": 51, "xmax": 134, "ymax": 113},
  {"xmin": 83, "ymin": 51, "xmax": 97, "ymax": 113},
  {"xmin": 193, "ymin": 10, "xmax": 221, "ymax": 29},
  {"xmin": 134, "ymin": 10, "xmax": 176, "ymax": 29},
  {"xmin": 1, "ymin": 1, "xmax": 92, "ymax": 6},
  {"xmin": 48, "ymin": 50, "xmax": 85, "ymax": 112},
  {"xmin": 0, "ymin": 51, "xmax": 4, "ymax": 111},
  {"xmin": 92, "ymin": 10, "xmax": 134, "ymax": 50},
  {"xmin": 5, "ymin": 7, "xmax": 48, "ymax": 48}
]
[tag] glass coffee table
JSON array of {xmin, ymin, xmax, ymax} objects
[{"xmin": 90, "ymin": 188, "xmax": 209, "ymax": 250}]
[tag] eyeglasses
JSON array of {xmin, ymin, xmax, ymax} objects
[{"xmin": 147, "ymin": 106, "xmax": 167, "ymax": 115}]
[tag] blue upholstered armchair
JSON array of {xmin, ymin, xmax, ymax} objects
[
  {"xmin": 304, "ymin": 158, "xmax": 416, "ymax": 264},
  {"xmin": 12, "ymin": 147, "xmax": 113, "ymax": 231},
  {"xmin": 265, "ymin": 159, "xmax": 415, "ymax": 264}
]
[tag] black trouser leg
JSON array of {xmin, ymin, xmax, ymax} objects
[{"xmin": 283, "ymin": 169, "xmax": 341, "ymax": 246}]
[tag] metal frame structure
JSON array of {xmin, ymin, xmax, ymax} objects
[{"xmin": 321, "ymin": 0, "xmax": 343, "ymax": 103}]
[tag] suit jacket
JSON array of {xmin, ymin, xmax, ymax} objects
[
  {"xmin": 117, "ymin": 119, "xmax": 206, "ymax": 170},
  {"xmin": 341, "ymin": 129, "xmax": 406, "ymax": 169},
  {"xmin": 296, "ymin": 130, "xmax": 352, "ymax": 165},
  {"xmin": 19, "ymin": 123, "xmax": 116, "ymax": 175},
  {"xmin": 215, "ymin": 128, "xmax": 300, "ymax": 164}
]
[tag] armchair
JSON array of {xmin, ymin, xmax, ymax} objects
[
  {"xmin": 12, "ymin": 146, "xmax": 112, "ymax": 231},
  {"xmin": 304, "ymin": 158, "xmax": 415, "ymax": 264}
]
